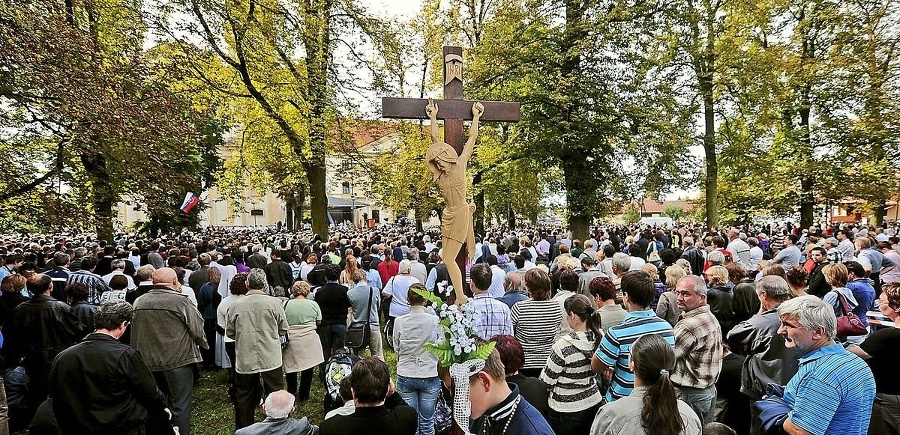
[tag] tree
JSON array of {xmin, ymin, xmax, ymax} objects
[
  {"xmin": 0, "ymin": 1, "xmax": 216, "ymax": 240},
  {"xmin": 148, "ymin": 0, "xmax": 401, "ymax": 239},
  {"xmin": 462, "ymin": 0, "xmax": 696, "ymax": 239},
  {"xmin": 662, "ymin": 205, "xmax": 686, "ymax": 222}
]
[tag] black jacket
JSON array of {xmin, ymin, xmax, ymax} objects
[
  {"xmin": 49, "ymin": 333, "xmax": 169, "ymax": 434},
  {"xmin": 8, "ymin": 294, "xmax": 81, "ymax": 374},
  {"xmin": 265, "ymin": 260, "xmax": 293, "ymax": 291},
  {"xmin": 320, "ymin": 391, "xmax": 417, "ymax": 435}
]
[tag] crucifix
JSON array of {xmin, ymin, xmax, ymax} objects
[{"xmin": 382, "ymin": 46, "xmax": 520, "ymax": 305}]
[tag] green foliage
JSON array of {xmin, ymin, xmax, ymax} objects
[
  {"xmin": 0, "ymin": 2, "xmax": 223, "ymax": 239},
  {"xmin": 460, "ymin": 0, "xmax": 697, "ymax": 237},
  {"xmin": 368, "ymin": 123, "xmax": 443, "ymax": 223},
  {"xmin": 623, "ymin": 204, "xmax": 641, "ymax": 224},
  {"xmin": 661, "ymin": 206, "xmax": 686, "ymax": 222},
  {"xmin": 146, "ymin": 0, "xmax": 403, "ymax": 238}
]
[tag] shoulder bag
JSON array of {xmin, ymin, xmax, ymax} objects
[
  {"xmin": 833, "ymin": 290, "xmax": 868, "ymax": 337},
  {"xmin": 280, "ymin": 299, "xmax": 290, "ymax": 349},
  {"xmin": 346, "ymin": 287, "xmax": 373, "ymax": 349},
  {"xmin": 648, "ymin": 241, "xmax": 661, "ymax": 263}
]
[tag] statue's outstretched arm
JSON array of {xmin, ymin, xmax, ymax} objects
[
  {"xmin": 461, "ymin": 102, "xmax": 484, "ymax": 161},
  {"xmin": 425, "ymin": 99, "xmax": 441, "ymax": 143}
]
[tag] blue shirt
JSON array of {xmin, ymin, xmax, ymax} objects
[
  {"xmin": 595, "ymin": 309, "xmax": 675, "ymax": 402},
  {"xmin": 498, "ymin": 291, "xmax": 528, "ymax": 309},
  {"xmin": 365, "ymin": 269, "xmax": 382, "ymax": 291},
  {"xmin": 847, "ymin": 279, "xmax": 876, "ymax": 317},
  {"xmin": 783, "ymin": 343, "xmax": 875, "ymax": 435}
]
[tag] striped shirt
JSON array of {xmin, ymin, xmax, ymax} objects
[
  {"xmin": 672, "ymin": 305, "xmax": 723, "ymax": 388},
  {"xmin": 512, "ymin": 299, "xmax": 563, "ymax": 370},
  {"xmin": 595, "ymin": 309, "xmax": 675, "ymax": 402},
  {"xmin": 783, "ymin": 343, "xmax": 875, "ymax": 435},
  {"xmin": 66, "ymin": 270, "xmax": 112, "ymax": 305},
  {"xmin": 540, "ymin": 331, "xmax": 603, "ymax": 412}
]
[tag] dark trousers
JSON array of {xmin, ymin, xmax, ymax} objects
[
  {"xmin": 547, "ymin": 403, "xmax": 602, "ymax": 435},
  {"xmin": 317, "ymin": 324, "xmax": 347, "ymax": 383},
  {"xmin": 23, "ymin": 363, "xmax": 48, "ymax": 422},
  {"xmin": 286, "ymin": 368, "xmax": 314, "ymax": 401},
  {"xmin": 201, "ymin": 320, "xmax": 217, "ymax": 367},
  {"xmin": 233, "ymin": 367, "xmax": 284, "ymax": 430},
  {"xmin": 151, "ymin": 365, "xmax": 194, "ymax": 435}
]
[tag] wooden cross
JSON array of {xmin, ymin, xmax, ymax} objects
[{"xmin": 382, "ymin": 46, "xmax": 520, "ymax": 298}]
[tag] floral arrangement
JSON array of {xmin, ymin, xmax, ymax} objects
[{"xmin": 413, "ymin": 282, "xmax": 496, "ymax": 368}]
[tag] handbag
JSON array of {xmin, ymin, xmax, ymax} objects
[
  {"xmin": 754, "ymin": 383, "xmax": 789, "ymax": 435},
  {"xmin": 833, "ymin": 290, "xmax": 868, "ymax": 337},
  {"xmin": 648, "ymin": 241, "xmax": 661, "ymax": 263},
  {"xmin": 346, "ymin": 287, "xmax": 374, "ymax": 349},
  {"xmin": 434, "ymin": 387, "xmax": 453, "ymax": 435}
]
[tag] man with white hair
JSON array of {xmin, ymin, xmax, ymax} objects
[
  {"xmin": 610, "ymin": 253, "xmax": 631, "ymax": 299},
  {"xmin": 405, "ymin": 248, "xmax": 427, "ymax": 284},
  {"xmin": 235, "ymin": 390, "xmax": 318, "ymax": 435},
  {"xmin": 776, "ymin": 295, "xmax": 875, "ymax": 435},
  {"xmin": 727, "ymin": 228, "xmax": 751, "ymax": 269},
  {"xmin": 101, "ymin": 258, "xmax": 136, "ymax": 290}
]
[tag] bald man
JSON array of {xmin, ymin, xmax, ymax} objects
[
  {"xmin": 132, "ymin": 267, "xmax": 207, "ymax": 435},
  {"xmin": 235, "ymin": 390, "xmax": 318, "ymax": 435}
]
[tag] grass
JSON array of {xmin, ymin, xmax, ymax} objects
[{"xmin": 191, "ymin": 342, "xmax": 399, "ymax": 435}]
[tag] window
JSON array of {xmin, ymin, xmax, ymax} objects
[
  {"xmin": 342, "ymin": 182, "xmax": 351, "ymax": 194},
  {"xmin": 341, "ymin": 160, "xmax": 352, "ymax": 172}
]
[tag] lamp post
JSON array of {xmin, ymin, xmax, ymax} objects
[{"xmin": 351, "ymin": 193, "xmax": 357, "ymax": 228}]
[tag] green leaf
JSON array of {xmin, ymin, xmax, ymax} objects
[{"xmin": 465, "ymin": 341, "xmax": 497, "ymax": 362}]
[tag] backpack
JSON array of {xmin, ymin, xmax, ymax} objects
[{"xmin": 323, "ymin": 351, "xmax": 360, "ymax": 413}]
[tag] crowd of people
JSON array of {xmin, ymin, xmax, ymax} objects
[{"xmin": 0, "ymin": 219, "xmax": 895, "ymax": 435}]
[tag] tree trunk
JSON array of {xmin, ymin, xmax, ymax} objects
[
  {"xmin": 307, "ymin": 164, "xmax": 328, "ymax": 239},
  {"xmin": 699, "ymin": 32, "xmax": 718, "ymax": 229},
  {"xmin": 473, "ymin": 171, "xmax": 485, "ymax": 236},
  {"xmin": 871, "ymin": 203, "xmax": 886, "ymax": 227},
  {"xmin": 798, "ymin": 92, "xmax": 813, "ymax": 229},
  {"xmin": 301, "ymin": 0, "xmax": 331, "ymax": 240},
  {"xmin": 506, "ymin": 201, "xmax": 516, "ymax": 229},
  {"xmin": 81, "ymin": 152, "xmax": 114, "ymax": 243}
]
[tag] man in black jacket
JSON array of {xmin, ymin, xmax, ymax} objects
[
  {"xmin": 50, "ymin": 300, "xmax": 172, "ymax": 435},
  {"xmin": 264, "ymin": 250, "xmax": 293, "ymax": 292},
  {"xmin": 320, "ymin": 357, "xmax": 416, "ymax": 435},
  {"xmin": 7, "ymin": 274, "xmax": 82, "ymax": 419}
]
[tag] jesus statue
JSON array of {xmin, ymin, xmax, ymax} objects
[{"xmin": 424, "ymin": 98, "xmax": 484, "ymax": 305}]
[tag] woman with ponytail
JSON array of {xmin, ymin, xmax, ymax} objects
[
  {"xmin": 539, "ymin": 294, "xmax": 604, "ymax": 435},
  {"xmin": 591, "ymin": 334, "xmax": 701, "ymax": 435}
]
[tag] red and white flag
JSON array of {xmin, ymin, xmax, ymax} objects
[{"xmin": 180, "ymin": 192, "xmax": 199, "ymax": 213}]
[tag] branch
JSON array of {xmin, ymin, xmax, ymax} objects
[{"xmin": 0, "ymin": 136, "xmax": 68, "ymax": 201}]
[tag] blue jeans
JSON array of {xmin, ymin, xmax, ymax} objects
[
  {"xmin": 676, "ymin": 384, "xmax": 717, "ymax": 424},
  {"xmin": 397, "ymin": 376, "xmax": 441, "ymax": 435}
]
